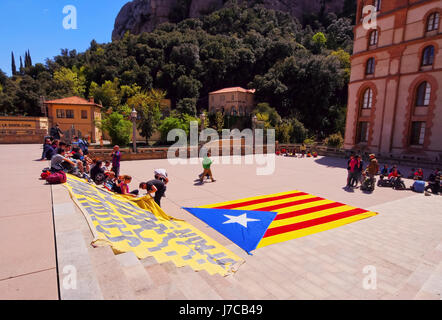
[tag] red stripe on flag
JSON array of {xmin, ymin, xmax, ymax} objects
[
  {"xmin": 263, "ymin": 208, "xmax": 368, "ymax": 238},
  {"xmin": 273, "ymin": 202, "xmax": 345, "ymax": 221},
  {"xmin": 214, "ymin": 192, "xmax": 308, "ymax": 209},
  {"xmin": 255, "ymin": 197, "xmax": 324, "ymax": 212}
]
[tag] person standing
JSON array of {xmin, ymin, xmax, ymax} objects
[
  {"xmin": 366, "ymin": 154, "xmax": 380, "ymax": 182},
  {"xmin": 50, "ymin": 123, "xmax": 64, "ymax": 141},
  {"xmin": 354, "ymin": 155, "xmax": 364, "ymax": 188},
  {"xmin": 200, "ymin": 151, "xmax": 216, "ymax": 183},
  {"xmin": 346, "ymin": 154, "xmax": 357, "ymax": 188},
  {"xmin": 111, "ymin": 145, "xmax": 121, "ymax": 177}
]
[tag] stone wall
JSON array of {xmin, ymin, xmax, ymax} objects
[{"xmin": 0, "ymin": 116, "xmax": 48, "ymax": 144}]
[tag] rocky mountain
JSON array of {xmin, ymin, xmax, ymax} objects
[{"xmin": 112, "ymin": 0, "xmax": 347, "ymax": 40}]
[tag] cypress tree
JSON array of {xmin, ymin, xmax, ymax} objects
[
  {"xmin": 27, "ymin": 50, "xmax": 32, "ymax": 67},
  {"xmin": 11, "ymin": 52, "xmax": 17, "ymax": 75},
  {"xmin": 19, "ymin": 56, "xmax": 24, "ymax": 74}
]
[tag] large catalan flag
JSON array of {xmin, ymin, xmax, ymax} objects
[{"xmin": 183, "ymin": 190, "xmax": 378, "ymax": 254}]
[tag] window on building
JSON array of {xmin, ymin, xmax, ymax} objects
[
  {"xmin": 369, "ymin": 30, "xmax": 378, "ymax": 46},
  {"xmin": 362, "ymin": 88, "xmax": 373, "ymax": 109},
  {"xmin": 81, "ymin": 110, "xmax": 88, "ymax": 119},
  {"xmin": 410, "ymin": 122, "xmax": 426, "ymax": 145},
  {"xmin": 358, "ymin": 122, "xmax": 369, "ymax": 143},
  {"xmin": 56, "ymin": 109, "xmax": 65, "ymax": 118},
  {"xmin": 66, "ymin": 110, "xmax": 75, "ymax": 119},
  {"xmin": 374, "ymin": 0, "xmax": 381, "ymax": 12},
  {"xmin": 422, "ymin": 46, "xmax": 435, "ymax": 66},
  {"xmin": 427, "ymin": 12, "xmax": 440, "ymax": 32},
  {"xmin": 416, "ymin": 82, "xmax": 431, "ymax": 106},
  {"xmin": 366, "ymin": 58, "xmax": 375, "ymax": 75}
]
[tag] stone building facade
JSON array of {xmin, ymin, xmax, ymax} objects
[
  {"xmin": 208, "ymin": 87, "xmax": 255, "ymax": 116},
  {"xmin": 344, "ymin": 0, "xmax": 442, "ymax": 161}
]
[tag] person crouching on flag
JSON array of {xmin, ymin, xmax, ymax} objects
[
  {"xmin": 139, "ymin": 176, "xmax": 167, "ymax": 207},
  {"xmin": 199, "ymin": 151, "xmax": 216, "ymax": 183}
]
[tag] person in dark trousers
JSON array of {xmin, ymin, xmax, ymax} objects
[
  {"xmin": 139, "ymin": 179, "xmax": 167, "ymax": 207},
  {"xmin": 111, "ymin": 145, "xmax": 121, "ymax": 177},
  {"xmin": 354, "ymin": 155, "xmax": 364, "ymax": 188},
  {"xmin": 50, "ymin": 123, "xmax": 64, "ymax": 140}
]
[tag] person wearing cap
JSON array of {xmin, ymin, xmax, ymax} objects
[{"xmin": 366, "ymin": 154, "xmax": 379, "ymax": 181}]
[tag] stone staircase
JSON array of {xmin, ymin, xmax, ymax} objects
[{"xmin": 51, "ymin": 184, "xmax": 257, "ymax": 300}]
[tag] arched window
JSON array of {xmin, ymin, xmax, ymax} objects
[
  {"xmin": 366, "ymin": 58, "xmax": 375, "ymax": 75},
  {"xmin": 427, "ymin": 12, "xmax": 440, "ymax": 32},
  {"xmin": 361, "ymin": 88, "xmax": 373, "ymax": 109},
  {"xmin": 422, "ymin": 46, "xmax": 435, "ymax": 66},
  {"xmin": 374, "ymin": 0, "xmax": 382, "ymax": 12},
  {"xmin": 416, "ymin": 82, "xmax": 431, "ymax": 106},
  {"xmin": 369, "ymin": 30, "xmax": 378, "ymax": 46}
]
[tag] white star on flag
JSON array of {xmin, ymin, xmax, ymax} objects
[{"xmin": 223, "ymin": 213, "xmax": 260, "ymax": 228}]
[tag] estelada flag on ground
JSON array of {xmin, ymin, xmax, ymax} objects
[
  {"xmin": 64, "ymin": 174, "xmax": 243, "ymax": 276},
  {"xmin": 183, "ymin": 190, "xmax": 378, "ymax": 254}
]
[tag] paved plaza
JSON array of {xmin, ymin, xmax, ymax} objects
[{"xmin": 0, "ymin": 144, "xmax": 441, "ymax": 299}]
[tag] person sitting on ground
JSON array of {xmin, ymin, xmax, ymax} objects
[
  {"xmin": 51, "ymin": 139, "xmax": 60, "ymax": 150},
  {"xmin": 425, "ymin": 168, "xmax": 441, "ymax": 195},
  {"xmin": 40, "ymin": 138, "xmax": 55, "ymax": 161},
  {"xmin": 140, "ymin": 178, "xmax": 167, "ymax": 207},
  {"xmin": 103, "ymin": 160, "xmax": 111, "ymax": 173},
  {"xmin": 90, "ymin": 160, "xmax": 107, "ymax": 184},
  {"xmin": 103, "ymin": 171, "xmax": 116, "ymax": 190},
  {"xmin": 119, "ymin": 175, "xmax": 139, "ymax": 197},
  {"xmin": 51, "ymin": 148, "xmax": 78, "ymax": 173},
  {"xmin": 300, "ymin": 143, "xmax": 306, "ymax": 157},
  {"xmin": 414, "ymin": 168, "xmax": 424, "ymax": 181},
  {"xmin": 200, "ymin": 151, "xmax": 216, "ymax": 183},
  {"xmin": 72, "ymin": 136, "xmax": 89, "ymax": 155},
  {"xmin": 388, "ymin": 166, "xmax": 401, "ymax": 183},
  {"xmin": 380, "ymin": 164, "xmax": 389, "ymax": 177}
]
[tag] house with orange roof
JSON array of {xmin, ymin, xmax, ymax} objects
[
  {"xmin": 44, "ymin": 96, "xmax": 103, "ymax": 143},
  {"xmin": 208, "ymin": 87, "xmax": 256, "ymax": 116}
]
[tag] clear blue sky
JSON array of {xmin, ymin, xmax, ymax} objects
[{"xmin": 0, "ymin": 0, "xmax": 129, "ymax": 75}]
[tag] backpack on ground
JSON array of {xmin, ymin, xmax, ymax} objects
[{"xmin": 46, "ymin": 171, "xmax": 67, "ymax": 184}]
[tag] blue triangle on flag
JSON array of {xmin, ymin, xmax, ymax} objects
[{"xmin": 182, "ymin": 207, "xmax": 277, "ymax": 254}]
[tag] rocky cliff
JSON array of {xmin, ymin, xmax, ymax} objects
[{"xmin": 112, "ymin": 0, "xmax": 346, "ymax": 40}]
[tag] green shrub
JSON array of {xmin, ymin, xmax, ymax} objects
[
  {"xmin": 324, "ymin": 132, "xmax": 344, "ymax": 148},
  {"xmin": 290, "ymin": 118, "xmax": 308, "ymax": 143},
  {"xmin": 99, "ymin": 112, "xmax": 132, "ymax": 146}
]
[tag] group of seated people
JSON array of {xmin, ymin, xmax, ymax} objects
[
  {"xmin": 379, "ymin": 164, "xmax": 440, "ymax": 194},
  {"xmin": 276, "ymin": 147, "xmax": 318, "ymax": 158},
  {"xmin": 44, "ymin": 144, "xmax": 169, "ymax": 207}
]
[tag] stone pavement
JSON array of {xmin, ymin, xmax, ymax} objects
[
  {"xmin": 1, "ymin": 144, "xmax": 441, "ymax": 299},
  {"xmin": 0, "ymin": 145, "xmax": 58, "ymax": 300}
]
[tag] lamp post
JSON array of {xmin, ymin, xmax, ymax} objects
[
  {"xmin": 252, "ymin": 115, "xmax": 257, "ymax": 154},
  {"xmin": 200, "ymin": 112, "xmax": 206, "ymax": 131},
  {"xmin": 131, "ymin": 107, "xmax": 138, "ymax": 153}
]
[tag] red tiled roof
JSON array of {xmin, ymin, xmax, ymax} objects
[
  {"xmin": 44, "ymin": 96, "xmax": 102, "ymax": 107},
  {"xmin": 209, "ymin": 87, "xmax": 256, "ymax": 94}
]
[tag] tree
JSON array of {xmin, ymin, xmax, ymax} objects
[
  {"xmin": 11, "ymin": 52, "xmax": 17, "ymax": 76},
  {"xmin": 99, "ymin": 112, "xmax": 132, "ymax": 146},
  {"xmin": 215, "ymin": 111, "xmax": 224, "ymax": 133},
  {"xmin": 53, "ymin": 67, "xmax": 86, "ymax": 97},
  {"xmin": 127, "ymin": 89, "xmax": 165, "ymax": 143},
  {"xmin": 176, "ymin": 98, "xmax": 197, "ymax": 116}
]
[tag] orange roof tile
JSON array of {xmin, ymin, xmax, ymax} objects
[
  {"xmin": 44, "ymin": 96, "xmax": 102, "ymax": 107},
  {"xmin": 209, "ymin": 87, "xmax": 256, "ymax": 95}
]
